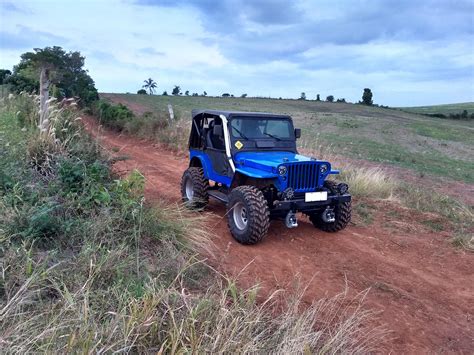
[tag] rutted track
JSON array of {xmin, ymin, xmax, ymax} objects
[{"xmin": 83, "ymin": 116, "xmax": 473, "ymax": 353}]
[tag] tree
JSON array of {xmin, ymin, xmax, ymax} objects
[
  {"xmin": 137, "ymin": 89, "xmax": 147, "ymax": 95},
  {"xmin": 316, "ymin": 94, "xmax": 320, "ymax": 101},
  {"xmin": 241, "ymin": 93, "xmax": 247, "ymax": 98},
  {"xmin": 8, "ymin": 47, "xmax": 98, "ymax": 105},
  {"xmin": 172, "ymin": 85, "xmax": 181, "ymax": 95},
  {"xmin": 142, "ymin": 78, "xmax": 157, "ymax": 95},
  {"xmin": 203, "ymin": 91, "xmax": 207, "ymax": 96},
  {"xmin": 0, "ymin": 69, "xmax": 11, "ymax": 84},
  {"xmin": 362, "ymin": 88, "xmax": 373, "ymax": 105},
  {"xmin": 222, "ymin": 93, "xmax": 230, "ymax": 97},
  {"xmin": 8, "ymin": 46, "xmax": 98, "ymax": 132},
  {"xmin": 299, "ymin": 92, "xmax": 306, "ymax": 100},
  {"xmin": 162, "ymin": 90, "xmax": 168, "ymax": 96},
  {"xmin": 185, "ymin": 90, "xmax": 189, "ymax": 96},
  {"xmin": 326, "ymin": 95, "xmax": 334, "ymax": 102},
  {"xmin": 336, "ymin": 98, "xmax": 346, "ymax": 103}
]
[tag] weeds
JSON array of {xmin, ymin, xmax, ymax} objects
[{"xmin": 94, "ymin": 100, "xmax": 189, "ymax": 151}]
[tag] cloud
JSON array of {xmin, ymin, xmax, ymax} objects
[
  {"xmin": 136, "ymin": 0, "xmax": 474, "ymax": 63},
  {"xmin": 0, "ymin": 25, "xmax": 67, "ymax": 50},
  {"xmin": 139, "ymin": 47, "xmax": 166, "ymax": 56},
  {"xmin": 1, "ymin": 1, "xmax": 30, "ymax": 14}
]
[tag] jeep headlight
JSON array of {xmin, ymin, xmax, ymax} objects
[
  {"xmin": 319, "ymin": 164, "xmax": 328, "ymax": 174},
  {"xmin": 278, "ymin": 165, "xmax": 287, "ymax": 176}
]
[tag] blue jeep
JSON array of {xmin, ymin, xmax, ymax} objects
[{"xmin": 181, "ymin": 110, "xmax": 351, "ymax": 244}]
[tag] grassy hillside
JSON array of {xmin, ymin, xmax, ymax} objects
[
  {"xmin": 102, "ymin": 94, "xmax": 474, "ymax": 183},
  {"xmin": 399, "ymin": 102, "xmax": 474, "ymax": 115}
]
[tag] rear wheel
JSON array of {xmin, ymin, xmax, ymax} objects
[
  {"xmin": 180, "ymin": 167, "xmax": 209, "ymax": 208},
  {"xmin": 309, "ymin": 180, "xmax": 351, "ymax": 232},
  {"xmin": 227, "ymin": 186, "xmax": 270, "ymax": 244}
]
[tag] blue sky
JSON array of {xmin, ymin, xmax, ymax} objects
[{"xmin": 0, "ymin": 0, "xmax": 473, "ymax": 106}]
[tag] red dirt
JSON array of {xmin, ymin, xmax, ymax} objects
[{"xmin": 83, "ymin": 116, "xmax": 474, "ymax": 353}]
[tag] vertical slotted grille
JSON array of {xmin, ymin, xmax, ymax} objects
[{"xmin": 286, "ymin": 163, "xmax": 319, "ymax": 192}]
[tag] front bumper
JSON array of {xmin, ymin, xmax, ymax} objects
[{"xmin": 272, "ymin": 193, "xmax": 351, "ymax": 212}]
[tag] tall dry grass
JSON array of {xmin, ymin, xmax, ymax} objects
[
  {"xmin": 1, "ymin": 250, "xmax": 387, "ymax": 353},
  {"xmin": 299, "ymin": 136, "xmax": 397, "ymax": 199}
]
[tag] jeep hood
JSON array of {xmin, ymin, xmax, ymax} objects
[{"xmin": 234, "ymin": 151, "xmax": 323, "ymax": 178}]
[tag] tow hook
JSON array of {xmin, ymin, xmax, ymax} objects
[
  {"xmin": 322, "ymin": 206, "xmax": 336, "ymax": 223},
  {"xmin": 285, "ymin": 211, "xmax": 298, "ymax": 228}
]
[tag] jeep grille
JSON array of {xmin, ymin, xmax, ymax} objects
[{"xmin": 286, "ymin": 162, "xmax": 320, "ymax": 192}]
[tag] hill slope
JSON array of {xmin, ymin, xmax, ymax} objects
[
  {"xmin": 399, "ymin": 102, "xmax": 474, "ymax": 115},
  {"xmin": 101, "ymin": 93, "xmax": 474, "ymax": 184}
]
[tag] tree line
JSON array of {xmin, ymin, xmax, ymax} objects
[{"xmin": 135, "ymin": 77, "xmax": 375, "ymax": 106}]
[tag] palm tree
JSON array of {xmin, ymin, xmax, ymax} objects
[{"xmin": 142, "ymin": 78, "xmax": 157, "ymax": 95}]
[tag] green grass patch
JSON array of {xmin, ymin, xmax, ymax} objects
[
  {"xmin": 410, "ymin": 122, "xmax": 473, "ymax": 143},
  {"xmin": 399, "ymin": 102, "xmax": 474, "ymax": 115},
  {"xmin": 354, "ymin": 202, "xmax": 375, "ymax": 225},
  {"xmin": 421, "ymin": 219, "xmax": 444, "ymax": 232},
  {"xmin": 319, "ymin": 132, "xmax": 474, "ymax": 183}
]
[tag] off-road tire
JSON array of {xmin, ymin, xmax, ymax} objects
[
  {"xmin": 309, "ymin": 180, "xmax": 351, "ymax": 232},
  {"xmin": 181, "ymin": 167, "xmax": 209, "ymax": 209},
  {"xmin": 227, "ymin": 186, "xmax": 270, "ymax": 244}
]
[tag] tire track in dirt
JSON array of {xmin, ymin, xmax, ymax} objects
[{"xmin": 83, "ymin": 116, "xmax": 474, "ymax": 353}]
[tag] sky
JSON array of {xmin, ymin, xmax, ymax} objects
[{"xmin": 0, "ymin": 0, "xmax": 473, "ymax": 106}]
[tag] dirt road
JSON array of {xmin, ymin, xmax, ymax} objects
[{"xmin": 83, "ymin": 116, "xmax": 473, "ymax": 353}]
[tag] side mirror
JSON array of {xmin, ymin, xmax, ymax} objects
[
  {"xmin": 294, "ymin": 128, "xmax": 301, "ymax": 139},
  {"xmin": 213, "ymin": 124, "xmax": 223, "ymax": 136}
]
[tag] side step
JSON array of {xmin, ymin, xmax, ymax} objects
[{"xmin": 208, "ymin": 190, "xmax": 229, "ymax": 203}]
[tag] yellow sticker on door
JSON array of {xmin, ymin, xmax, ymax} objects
[{"xmin": 235, "ymin": 141, "xmax": 243, "ymax": 149}]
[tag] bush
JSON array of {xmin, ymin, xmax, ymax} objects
[
  {"xmin": 137, "ymin": 89, "xmax": 147, "ymax": 95},
  {"xmin": 326, "ymin": 95, "xmax": 334, "ymax": 102},
  {"xmin": 94, "ymin": 100, "xmax": 135, "ymax": 131}
]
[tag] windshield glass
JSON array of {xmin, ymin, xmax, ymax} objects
[{"xmin": 230, "ymin": 117, "xmax": 293, "ymax": 140}]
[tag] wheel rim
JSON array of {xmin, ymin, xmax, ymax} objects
[
  {"xmin": 233, "ymin": 202, "xmax": 248, "ymax": 230},
  {"xmin": 185, "ymin": 178, "xmax": 194, "ymax": 200}
]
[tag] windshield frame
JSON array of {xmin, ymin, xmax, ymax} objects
[{"xmin": 229, "ymin": 115, "xmax": 295, "ymax": 141}]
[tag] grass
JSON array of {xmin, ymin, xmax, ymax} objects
[
  {"xmin": 337, "ymin": 166, "xmax": 396, "ymax": 199},
  {"xmin": 396, "ymin": 184, "xmax": 473, "ymax": 248},
  {"xmin": 1, "ymin": 93, "xmax": 388, "ymax": 352},
  {"xmin": 102, "ymin": 93, "xmax": 474, "ymax": 184},
  {"xmin": 399, "ymin": 102, "xmax": 474, "ymax": 115},
  {"xmin": 410, "ymin": 122, "xmax": 473, "ymax": 142}
]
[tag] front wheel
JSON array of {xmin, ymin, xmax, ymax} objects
[
  {"xmin": 180, "ymin": 167, "xmax": 209, "ymax": 208},
  {"xmin": 227, "ymin": 186, "xmax": 270, "ymax": 244}
]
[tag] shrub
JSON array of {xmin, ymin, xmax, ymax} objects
[
  {"xmin": 137, "ymin": 89, "xmax": 147, "ymax": 95},
  {"xmin": 326, "ymin": 95, "xmax": 334, "ymax": 102},
  {"xmin": 94, "ymin": 100, "xmax": 134, "ymax": 131}
]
